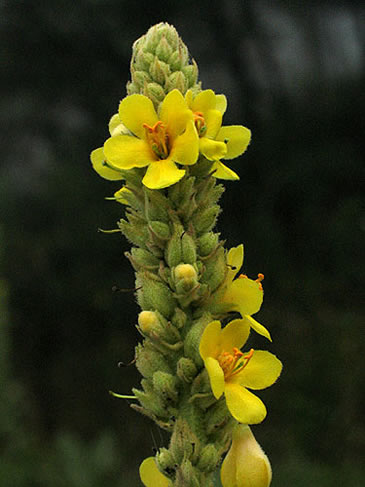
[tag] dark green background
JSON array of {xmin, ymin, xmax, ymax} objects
[{"xmin": 1, "ymin": 1, "xmax": 364, "ymax": 485}]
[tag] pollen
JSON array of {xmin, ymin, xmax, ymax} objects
[{"xmin": 256, "ymin": 273, "xmax": 264, "ymax": 290}]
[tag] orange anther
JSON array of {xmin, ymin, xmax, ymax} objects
[
  {"xmin": 256, "ymin": 273, "xmax": 264, "ymax": 282},
  {"xmin": 233, "ymin": 347, "xmax": 244, "ymax": 358},
  {"xmin": 238, "ymin": 274, "xmax": 248, "ymax": 279}
]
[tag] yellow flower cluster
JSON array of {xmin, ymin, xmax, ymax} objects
[{"xmin": 90, "ymin": 89, "xmax": 251, "ymax": 190}]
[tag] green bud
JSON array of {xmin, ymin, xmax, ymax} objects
[
  {"xmin": 184, "ymin": 314, "xmax": 212, "ymax": 367},
  {"xmin": 182, "ymin": 62, "xmax": 199, "ymax": 87},
  {"xmin": 132, "ymin": 70, "xmax": 151, "ymax": 86},
  {"xmin": 153, "ymin": 371, "xmax": 179, "ymax": 403},
  {"xmin": 205, "ymin": 400, "xmax": 231, "ymax": 436},
  {"xmin": 149, "ymin": 57, "xmax": 170, "ymax": 85},
  {"xmin": 176, "ymin": 459, "xmax": 200, "ymax": 487},
  {"xmin": 135, "ymin": 342, "xmax": 171, "ymax": 379},
  {"xmin": 200, "ymin": 246, "xmax": 226, "ymax": 292},
  {"xmin": 156, "ymin": 448, "xmax": 176, "ymax": 478},
  {"xmin": 144, "ymin": 189, "xmax": 170, "ymax": 223},
  {"xmin": 197, "ymin": 232, "xmax": 219, "ymax": 257},
  {"xmin": 149, "ymin": 221, "xmax": 171, "ymax": 242},
  {"xmin": 176, "ymin": 357, "xmax": 197, "ymax": 383},
  {"xmin": 166, "ymin": 71, "xmax": 187, "ymax": 94},
  {"xmin": 170, "ymin": 419, "xmax": 198, "ymax": 465},
  {"xmin": 174, "ymin": 263, "xmax": 198, "ymax": 295},
  {"xmin": 136, "ymin": 271, "xmax": 176, "ymax": 318},
  {"xmin": 133, "ymin": 379, "xmax": 167, "ymax": 418},
  {"xmin": 155, "ymin": 35, "xmax": 173, "ymax": 62},
  {"xmin": 145, "ymin": 82, "xmax": 166, "ymax": 105},
  {"xmin": 192, "ymin": 205, "xmax": 220, "ymax": 236},
  {"xmin": 171, "ymin": 307, "xmax": 187, "ymax": 329},
  {"xmin": 133, "ymin": 50, "xmax": 154, "ymax": 72},
  {"xmin": 138, "ymin": 310, "xmax": 181, "ymax": 344},
  {"xmin": 126, "ymin": 248, "xmax": 160, "ymax": 271},
  {"xmin": 181, "ymin": 232, "xmax": 197, "ymax": 264},
  {"xmin": 196, "ymin": 444, "xmax": 220, "ymax": 473},
  {"xmin": 118, "ymin": 219, "xmax": 149, "ymax": 249},
  {"xmin": 165, "ymin": 225, "xmax": 183, "ymax": 267}
]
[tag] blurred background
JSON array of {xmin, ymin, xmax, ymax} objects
[{"xmin": 0, "ymin": 0, "xmax": 364, "ymax": 485}]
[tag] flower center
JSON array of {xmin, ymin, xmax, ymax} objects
[
  {"xmin": 218, "ymin": 347, "xmax": 254, "ymax": 380},
  {"xmin": 193, "ymin": 111, "xmax": 207, "ymax": 137},
  {"xmin": 143, "ymin": 121, "xmax": 169, "ymax": 159}
]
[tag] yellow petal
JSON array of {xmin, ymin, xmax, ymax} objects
[
  {"xmin": 142, "ymin": 159, "xmax": 185, "ymax": 190},
  {"xmin": 220, "ymin": 319, "xmax": 250, "ymax": 352},
  {"xmin": 211, "ymin": 161, "xmax": 240, "ymax": 180},
  {"xmin": 169, "ymin": 120, "xmax": 199, "ymax": 166},
  {"xmin": 223, "ymin": 277, "xmax": 263, "ymax": 316},
  {"xmin": 199, "ymin": 138, "xmax": 227, "ymax": 161},
  {"xmin": 103, "ymin": 135, "xmax": 153, "ymax": 170},
  {"xmin": 204, "ymin": 357, "xmax": 225, "ymax": 399},
  {"xmin": 139, "ymin": 457, "xmax": 169, "ymax": 487},
  {"xmin": 244, "ymin": 315, "xmax": 272, "ymax": 341},
  {"xmin": 235, "ymin": 350, "xmax": 282, "ymax": 390},
  {"xmin": 90, "ymin": 147, "xmax": 123, "ymax": 181},
  {"xmin": 199, "ymin": 320, "xmax": 222, "ymax": 360},
  {"xmin": 226, "ymin": 244, "xmax": 244, "ymax": 282},
  {"xmin": 204, "ymin": 109, "xmax": 223, "ymax": 139},
  {"xmin": 192, "ymin": 89, "xmax": 217, "ymax": 113},
  {"xmin": 215, "ymin": 94, "xmax": 227, "ymax": 114},
  {"xmin": 216, "ymin": 125, "xmax": 251, "ymax": 160},
  {"xmin": 224, "ymin": 383, "xmax": 267, "ymax": 424},
  {"xmin": 108, "ymin": 113, "xmax": 120, "ymax": 136},
  {"xmin": 159, "ymin": 89, "xmax": 192, "ymax": 139},
  {"xmin": 119, "ymin": 94, "xmax": 158, "ymax": 139},
  {"xmin": 114, "ymin": 187, "xmax": 131, "ymax": 205}
]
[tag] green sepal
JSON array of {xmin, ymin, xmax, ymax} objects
[
  {"xmin": 144, "ymin": 188, "xmax": 171, "ymax": 223},
  {"xmin": 176, "ymin": 357, "xmax": 197, "ymax": 383},
  {"xmin": 125, "ymin": 247, "xmax": 160, "ymax": 271},
  {"xmin": 118, "ymin": 219, "xmax": 149, "ymax": 249},
  {"xmin": 133, "ymin": 379, "xmax": 168, "ymax": 418},
  {"xmin": 164, "ymin": 224, "xmax": 183, "ymax": 267},
  {"xmin": 153, "ymin": 371, "xmax": 179, "ymax": 403},
  {"xmin": 197, "ymin": 232, "xmax": 219, "ymax": 257},
  {"xmin": 170, "ymin": 307, "xmax": 187, "ymax": 329},
  {"xmin": 181, "ymin": 231, "xmax": 197, "ymax": 264},
  {"xmin": 200, "ymin": 246, "xmax": 226, "ymax": 292},
  {"xmin": 175, "ymin": 459, "xmax": 200, "ymax": 487},
  {"xmin": 155, "ymin": 35, "xmax": 173, "ymax": 62},
  {"xmin": 136, "ymin": 271, "xmax": 176, "ymax": 319},
  {"xmin": 149, "ymin": 221, "xmax": 171, "ymax": 243},
  {"xmin": 184, "ymin": 313, "xmax": 212, "ymax": 367},
  {"xmin": 135, "ymin": 342, "xmax": 172, "ymax": 379},
  {"xmin": 192, "ymin": 205, "xmax": 220, "ymax": 236},
  {"xmin": 196, "ymin": 444, "xmax": 220, "ymax": 473},
  {"xmin": 170, "ymin": 419, "xmax": 199, "ymax": 466},
  {"xmin": 156, "ymin": 448, "xmax": 176, "ymax": 479}
]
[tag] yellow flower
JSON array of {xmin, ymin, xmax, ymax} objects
[
  {"xmin": 221, "ymin": 424, "xmax": 272, "ymax": 487},
  {"xmin": 199, "ymin": 319, "xmax": 282, "ymax": 424},
  {"xmin": 221, "ymin": 245, "xmax": 271, "ymax": 341},
  {"xmin": 139, "ymin": 457, "xmax": 169, "ymax": 487},
  {"xmin": 92, "ymin": 89, "xmax": 199, "ymax": 190},
  {"xmin": 186, "ymin": 89, "xmax": 251, "ymax": 180}
]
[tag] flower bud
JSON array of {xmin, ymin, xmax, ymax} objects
[
  {"xmin": 176, "ymin": 357, "xmax": 197, "ymax": 383},
  {"xmin": 221, "ymin": 425, "xmax": 272, "ymax": 487},
  {"xmin": 196, "ymin": 444, "xmax": 220, "ymax": 473},
  {"xmin": 153, "ymin": 371, "xmax": 179, "ymax": 403}
]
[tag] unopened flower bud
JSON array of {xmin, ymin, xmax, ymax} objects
[
  {"xmin": 174, "ymin": 263, "xmax": 198, "ymax": 295},
  {"xmin": 138, "ymin": 311, "xmax": 160, "ymax": 334},
  {"xmin": 221, "ymin": 425, "xmax": 272, "ymax": 487}
]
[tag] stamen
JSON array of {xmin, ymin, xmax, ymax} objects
[
  {"xmin": 193, "ymin": 111, "xmax": 207, "ymax": 136},
  {"xmin": 143, "ymin": 121, "xmax": 169, "ymax": 159},
  {"xmin": 238, "ymin": 274, "xmax": 248, "ymax": 279},
  {"xmin": 256, "ymin": 273, "xmax": 264, "ymax": 290}
]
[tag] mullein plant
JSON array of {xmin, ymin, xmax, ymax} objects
[{"xmin": 91, "ymin": 23, "xmax": 282, "ymax": 487}]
